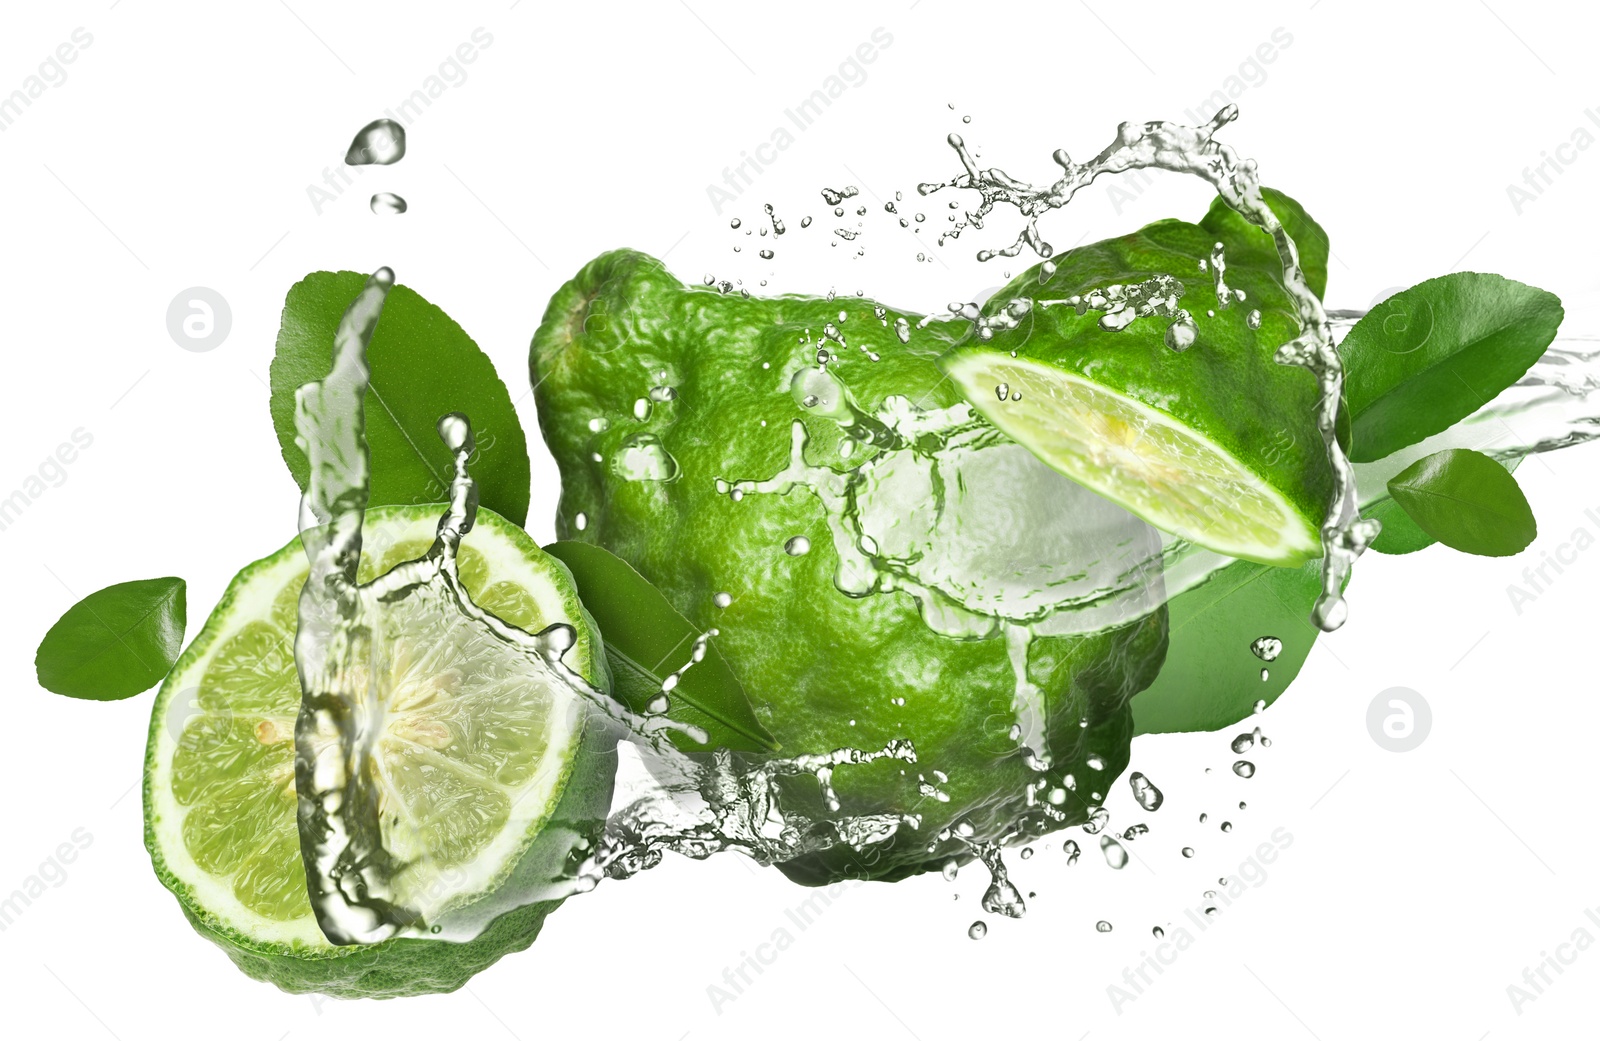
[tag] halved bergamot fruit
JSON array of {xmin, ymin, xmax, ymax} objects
[
  {"xmin": 144, "ymin": 504, "xmax": 614, "ymax": 997},
  {"xmin": 943, "ymin": 204, "xmax": 1335, "ymax": 568}
]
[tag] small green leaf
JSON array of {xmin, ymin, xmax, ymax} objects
[
  {"xmin": 1133, "ymin": 558, "xmax": 1324, "ymax": 735},
  {"xmin": 1387, "ymin": 449, "xmax": 1536, "ymax": 556},
  {"xmin": 1199, "ymin": 187, "xmax": 1330, "ymax": 300},
  {"xmin": 270, "ymin": 271, "xmax": 531, "ymax": 526},
  {"xmin": 36, "ymin": 577, "xmax": 186, "ymax": 700},
  {"xmin": 1366, "ymin": 455, "xmax": 1522, "ymax": 555},
  {"xmin": 544, "ymin": 541, "xmax": 777, "ymax": 753},
  {"xmin": 1339, "ymin": 272, "xmax": 1563, "ymax": 462},
  {"xmin": 1364, "ymin": 496, "xmax": 1436, "ymax": 555}
]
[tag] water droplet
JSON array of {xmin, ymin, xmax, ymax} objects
[
  {"xmin": 1020, "ymin": 846, "xmax": 1034, "ymax": 860},
  {"xmin": 1181, "ymin": 846, "xmax": 1195, "ymax": 858},
  {"xmin": 1246, "ymin": 309, "xmax": 1263, "ymax": 329},
  {"xmin": 1100, "ymin": 836, "xmax": 1129, "ymax": 870},
  {"xmin": 1253, "ymin": 699, "xmax": 1267, "ymax": 714},
  {"xmin": 1096, "ymin": 920, "xmax": 1113, "ymax": 933},
  {"xmin": 370, "ymin": 192, "xmax": 407, "ymax": 215},
  {"xmin": 1152, "ymin": 926, "xmax": 1164, "ymax": 938},
  {"xmin": 1198, "ymin": 813, "xmax": 1208, "ymax": 823},
  {"xmin": 1233, "ymin": 761, "xmax": 1256, "ymax": 778},
  {"xmin": 1244, "ymin": 636, "xmax": 1284, "ymax": 665},
  {"xmin": 647, "ymin": 694, "xmax": 669, "ymax": 714},
  {"xmin": 574, "ymin": 512, "xmax": 588, "ymax": 531},
  {"xmin": 800, "ymin": 216, "xmax": 813, "ymax": 228},
  {"xmin": 995, "ymin": 382, "xmax": 1010, "ymax": 401},
  {"xmin": 784, "ymin": 535, "xmax": 811, "ymax": 556},
  {"xmin": 1164, "ymin": 312, "xmax": 1198, "ymax": 352},
  {"xmin": 1129, "ymin": 771, "xmax": 1164, "ymax": 811},
  {"xmin": 713, "ymin": 592, "xmax": 732, "ymax": 609},
  {"xmin": 1063, "ymin": 840, "xmax": 1081, "ymax": 865},
  {"xmin": 759, "ymin": 249, "xmax": 774, "ymax": 260},
  {"xmin": 612, "ymin": 433, "xmax": 679, "ymax": 482},
  {"xmin": 1087, "ymin": 755, "xmax": 1106, "ymax": 771},
  {"xmin": 730, "ymin": 218, "xmax": 742, "ymax": 229},
  {"xmin": 1231, "ymin": 731, "xmax": 1254, "ymax": 754},
  {"xmin": 968, "ymin": 921, "xmax": 987, "ymax": 940},
  {"xmin": 648, "ymin": 385, "xmax": 676, "ymax": 403},
  {"xmin": 1239, "ymin": 801, "xmax": 1247, "ymax": 810},
  {"xmin": 633, "ymin": 398, "xmax": 652, "ymax": 421},
  {"xmin": 345, "ymin": 118, "xmax": 406, "ymax": 165},
  {"xmin": 587, "ymin": 416, "xmax": 610, "ymax": 433},
  {"xmin": 1220, "ymin": 821, "xmax": 1233, "ymax": 833},
  {"xmin": 942, "ymin": 859, "xmax": 960, "ymax": 881}
]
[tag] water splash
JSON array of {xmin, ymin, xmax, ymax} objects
[
  {"xmin": 919, "ymin": 107, "xmax": 1378, "ymax": 631},
  {"xmin": 290, "ymin": 270, "xmax": 941, "ymax": 945}
]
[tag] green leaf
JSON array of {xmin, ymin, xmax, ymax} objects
[
  {"xmin": 1365, "ymin": 496, "xmax": 1436, "ymax": 555},
  {"xmin": 269, "ymin": 271, "xmax": 531, "ymax": 526},
  {"xmin": 1133, "ymin": 558, "xmax": 1324, "ymax": 735},
  {"xmin": 36, "ymin": 577, "xmax": 186, "ymax": 700},
  {"xmin": 1338, "ymin": 272, "xmax": 1563, "ymax": 463},
  {"xmin": 1199, "ymin": 186, "xmax": 1330, "ymax": 300},
  {"xmin": 1387, "ymin": 448, "xmax": 1536, "ymax": 556},
  {"xmin": 543, "ymin": 541, "xmax": 777, "ymax": 754},
  {"xmin": 1366, "ymin": 454, "xmax": 1522, "ymax": 555}
]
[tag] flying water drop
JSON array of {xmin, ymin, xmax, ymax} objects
[
  {"xmin": 1129, "ymin": 771, "xmax": 1164, "ymax": 811},
  {"xmin": 345, "ymin": 118, "xmax": 406, "ymax": 165}
]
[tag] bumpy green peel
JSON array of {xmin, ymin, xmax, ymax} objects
[{"xmin": 530, "ymin": 250, "xmax": 1167, "ymax": 885}]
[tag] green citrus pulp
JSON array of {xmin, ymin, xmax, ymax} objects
[{"xmin": 143, "ymin": 505, "xmax": 612, "ymax": 997}]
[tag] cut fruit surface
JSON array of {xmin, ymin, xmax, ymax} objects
[
  {"xmin": 941, "ymin": 197, "xmax": 1336, "ymax": 569},
  {"xmin": 144, "ymin": 504, "xmax": 612, "ymax": 997},
  {"xmin": 945, "ymin": 353, "xmax": 1321, "ymax": 567}
]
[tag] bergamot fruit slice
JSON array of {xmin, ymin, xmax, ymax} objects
[
  {"xmin": 943, "ymin": 353, "xmax": 1322, "ymax": 565},
  {"xmin": 944, "ymin": 194, "xmax": 1334, "ymax": 568},
  {"xmin": 143, "ymin": 505, "xmax": 612, "ymax": 997}
]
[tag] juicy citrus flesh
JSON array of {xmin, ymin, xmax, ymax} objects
[
  {"xmin": 946, "ymin": 353, "xmax": 1321, "ymax": 567},
  {"xmin": 146, "ymin": 506, "xmax": 590, "ymax": 958}
]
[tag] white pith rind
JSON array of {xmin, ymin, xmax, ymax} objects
[
  {"xmin": 946, "ymin": 352, "xmax": 1320, "ymax": 567},
  {"xmin": 147, "ymin": 508, "xmax": 585, "ymax": 949}
]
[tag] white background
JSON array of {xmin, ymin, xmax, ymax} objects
[{"xmin": 3, "ymin": 1, "xmax": 1598, "ymax": 1037}]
